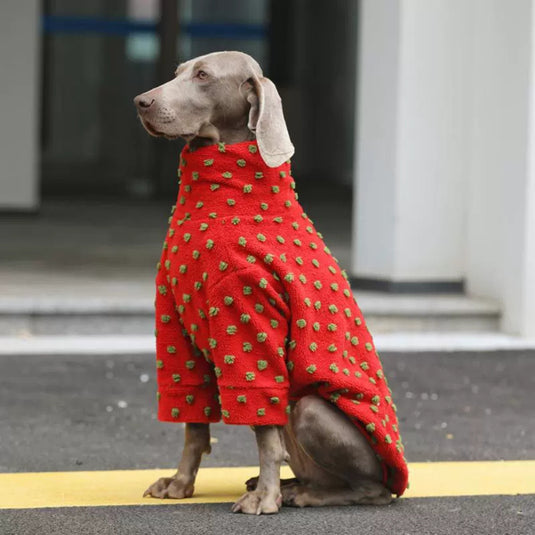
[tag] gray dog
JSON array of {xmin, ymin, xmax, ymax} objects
[{"xmin": 134, "ymin": 51, "xmax": 407, "ymax": 515}]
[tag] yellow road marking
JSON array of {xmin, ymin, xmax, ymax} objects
[{"xmin": 1, "ymin": 461, "xmax": 534, "ymax": 510}]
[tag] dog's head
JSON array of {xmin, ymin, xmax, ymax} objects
[{"xmin": 134, "ymin": 51, "xmax": 294, "ymax": 168}]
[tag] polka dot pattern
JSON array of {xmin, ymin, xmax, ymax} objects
[{"xmin": 154, "ymin": 140, "xmax": 408, "ymax": 496}]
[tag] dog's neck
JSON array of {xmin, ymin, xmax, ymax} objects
[{"xmin": 187, "ymin": 122, "xmax": 255, "ymax": 151}]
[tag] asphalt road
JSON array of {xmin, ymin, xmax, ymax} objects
[{"xmin": 1, "ymin": 350, "xmax": 534, "ymax": 534}]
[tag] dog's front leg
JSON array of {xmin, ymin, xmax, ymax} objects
[
  {"xmin": 144, "ymin": 423, "xmax": 211, "ymax": 499},
  {"xmin": 232, "ymin": 425, "xmax": 284, "ymax": 514}
]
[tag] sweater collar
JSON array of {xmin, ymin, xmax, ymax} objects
[{"xmin": 173, "ymin": 141, "xmax": 295, "ymax": 221}]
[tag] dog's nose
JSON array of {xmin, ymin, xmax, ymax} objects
[{"xmin": 134, "ymin": 95, "xmax": 155, "ymax": 110}]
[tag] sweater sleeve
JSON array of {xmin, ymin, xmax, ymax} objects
[
  {"xmin": 155, "ymin": 264, "xmax": 221, "ymax": 423},
  {"xmin": 206, "ymin": 267, "xmax": 291, "ymax": 425}
]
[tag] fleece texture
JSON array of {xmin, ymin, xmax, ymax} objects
[{"xmin": 154, "ymin": 140, "xmax": 408, "ymax": 496}]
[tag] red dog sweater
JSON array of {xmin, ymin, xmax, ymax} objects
[{"xmin": 154, "ymin": 140, "xmax": 408, "ymax": 496}]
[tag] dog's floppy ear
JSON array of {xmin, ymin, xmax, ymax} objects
[{"xmin": 242, "ymin": 76, "xmax": 294, "ymax": 168}]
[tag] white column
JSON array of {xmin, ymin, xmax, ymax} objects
[
  {"xmin": 466, "ymin": 0, "xmax": 535, "ymax": 337},
  {"xmin": 352, "ymin": 0, "xmax": 472, "ymax": 288},
  {"xmin": 0, "ymin": 0, "xmax": 40, "ymax": 210}
]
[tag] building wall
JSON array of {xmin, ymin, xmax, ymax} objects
[{"xmin": 0, "ymin": 0, "xmax": 40, "ymax": 210}]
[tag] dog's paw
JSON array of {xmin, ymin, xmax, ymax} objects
[
  {"xmin": 245, "ymin": 475, "xmax": 259, "ymax": 491},
  {"xmin": 143, "ymin": 475, "xmax": 194, "ymax": 499},
  {"xmin": 281, "ymin": 483, "xmax": 307, "ymax": 507},
  {"xmin": 231, "ymin": 489, "xmax": 282, "ymax": 515}
]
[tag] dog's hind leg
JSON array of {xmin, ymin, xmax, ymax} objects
[
  {"xmin": 282, "ymin": 395, "xmax": 393, "ymax": 507},
  {"xmin": 143, "ymin": 423, "xmax": 211, "ymax": 499}
]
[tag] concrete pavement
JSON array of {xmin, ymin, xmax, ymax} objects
[{"xmin": 0, "ymin": 349, "xmax": 534, "ymax": 534}]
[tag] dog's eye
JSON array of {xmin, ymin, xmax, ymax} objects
[{"xmin": 196, "ymin": 70, "xmax": 208, "ymax": 80}]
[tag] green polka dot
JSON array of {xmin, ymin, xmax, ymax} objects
[
  {"xmin": 195, "ymin": 201, "xmax": 203, "ymax": 209},
  {"xmin": 210, "ymin": 184, "xmax": 220, "ymax": 191},
  {"xmin": 243, "ymin": 342, "xmax": 253, "ymax": 352},
  {"xmin": 259, "ymin": 278, "xmax": 268, "ymax": 289},
  {"xmin": 240, "ymin": 313, "xmax": 251, "ymax": 324},
  {"xmin": 270, "ymin": 319, "xmax": 279, "ymax": 328},
  {"xmin": 329, "ymin": 363, "xmax": 339, "ymax": 373},
  {"xmin": 314, "ymin": 300, "xmax": 321, "ymax": 310},
  {"xmin": 179, "ymin": 264, "xmax": 187, "ymax": 274},
  {"xmin": 274, "ymin": 375, "xmax": 284, "ymax": 383},
  {"xmin": 249, "ymin": 144, "xmax": 258, "ymax": 153},
  {"xmin": 366, "ymin": 423, "xmax": 375, "ymax": 433},
  {"xmin": 257, "ymin": 360, "xmax": 268, "ymax": 371},
  {"xmin": 360, "ymin": 361, "xmax": 370, "ymax": 371},
  {"xmin": 237, "ymin": 395, "xmax": 247, "ymax": 403},
  {"xmin": 231, "ymin": 217, "xmax": 240, "ymax": 224},
  {"xmin": 304, "ymin": 297, "xmax": 312, "ymax": 307},
  {"xmin": 306, "ymin": 364, "xmax": 316, "ymax": 374},
  {"xmin": 237, "ymin": 159, "xmax": 246, "ymax": 167},
  {"xmin": 314, "ymin": 281, "xmax": 322, "ymax": 290},
  {"xmin": 264, "ymin": 254, "xmax": 274, "ymax": 264},
  {"xmin": 309, "ymin": 342, "xmax": 318, "ymax": 352},
  {"xmin": 276, "ymin": 235, "xmax": 285, "ymax": 244},
  {"xmin": 156, "ymin": 360, "xmax": 164, "ymax": 369},
  {"xmin": 171, "ymin": 408, "xmax": 180, "ymax": 418},
  {"xmin": 371, "ymin": 395, "xmax": 380, "ymax": 405},
  {"xmin": 296, "ymin": 319, "xmax": 306, "ymax": 329},
  {"xmin": 273, "ymin": 216, "xmax": 283, "ymax": 223},
  {"xmin": 257, "ymin": 332, "xmax": 267, "ymax": 343},
  {"xmin": 204, "ymin": 159, "xmax": 214, "ymax": 166},
  {"xmin": 243, "ymin": 286, "xmax": 252, "ymax": 295},
  {"xmin": 222, "ymin": 171, "xmax": 232, "ymax": 179},
  {"xmin": 224, "ymin": 354, "xmax": 235, "ymax": 364},
  {"xmin": 224, "ymin": 296, "xmax": 233, "ymax": 306},
  {"xmin": 271, "ymin": 186, "xmax": 280, "ymax": 193},
  {"xmin": 185, "ymin": 360, "xmax": 195, "ymax": 369},
  {"xmin": 298, "ymin": 274, "xmax": 307, "ymax": 284},
  {"xmin": 257, "ymin": 408, "xmax": 265, "ymax": 416},
  {"xmin": 226, "ymin": 325, "xmax": 237, "ymax": 335},
  {"xmin": 365, "ymin": 342, "xmax": 373, "ymax": 351},
  {"xmin": 221, "ymin": 409, "xmax": 230, "ymax": 418},
  {"xmin": 328, "ymin": 344, "xmax": 337, "ymax": 353},
  {"xmin": 329, "ymin": 304, "xmax": 338, "ymax": 314},
  {"xmin": 186, "ymin": 395, "xmax": 194, "ymax": 405},
  {"xmin": 192, "ymin": 250, "xmax": 200, "ymax": 260},
  {"xmin": 260, "ymin": 202, "xmax": 269, "ymax": 211},
  {"xmin": 330, "ymin": 283, "xmax": 339, "ymax": 291},
  {"xmin": 243, "ymin": 184, "xmax": 252, "ymax": 193},
  {"xmin": 199, "ymin": 223, "xmax": 209, "ymax": 231},
  {"xmin": 167, "ymin": 345, "xmax": 176, "ymax": 354},
  {"xmin": 227, "ymin": 199, "xmax": 236, "ymax": 206},
  {"xmin": 284, "ymin": 273, "xmax": 295, "ymax": 283},
  {"xmin": 206, "ymin": 239, "xmax": 214, "ymax": 249},
  {"xmin": 245, "ymin": 371, "xmax": 256, "ymax": 381},
  {"xmin": 247, "ymin": 256, "xmax": 256, "ymax": 264},
  {"xmin": 172, "ymin": 374, "xmax": 180, "ymax": 383},
  {"xmin": 351, "ymin": 336, "xmax": 359, "ymax": 346},
  {"xmin": 161, "ymin": 315, "xmax": 171, "ymax": 323},
  {"xmin": 204, "ymin": 406, "xmax": 212, "ymax": 416},
  {"xmin": 219, "ymin": 261, "xmax": 228, "ymax": 271},
  {"xmin": 255, "ymin": 171, "xmax": 263, "ymax": 179},
  {"xmin": 257, "ymin": 233, "xmax": 266, "ymax": 242}
]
